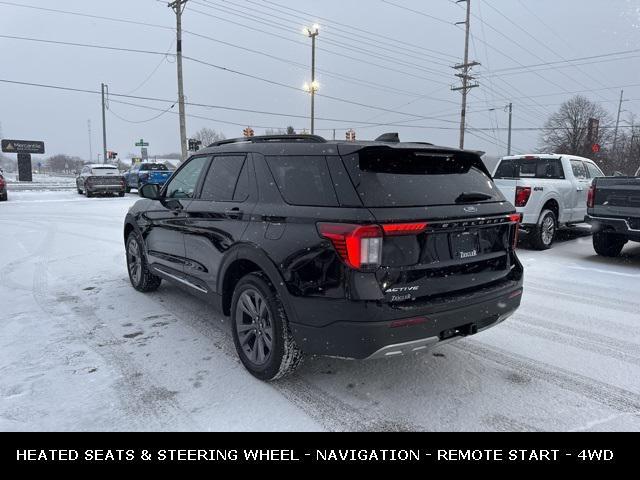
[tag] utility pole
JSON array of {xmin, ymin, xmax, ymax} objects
[
  {"xmin": 452, "ymin": 0, "xmax": 480, "ymax": 149},
  {"xmin": 507, "ymin": 102, "xmax": 513, "ymax": 156},
  {"xmin": 169, "ymin": 0, "xmax": 189, "ymax": 162},
  {"xmin": 613, "ymin": 90, "xmax": 625, "ymax": 155},
  {"xmin": 303, "ymin": 24, "xmax": 320, "ymax": 135},
  {"xmin": 101, "ymin": 83, "xmax": 108, "ymax": 165},
  {"xmin": 87, "ymin": 119, "xmax": 93, "ymax": 163}
]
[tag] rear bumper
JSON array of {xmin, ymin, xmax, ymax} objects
[
  {"xmin": 585, "ymin": 214, "xmax": 640, "ymax": 241},
  {"xmin": 87, "ymin": 185, "xmax": 125, "ymax": 193},
  {"xmin": 289, "ymin": 279, "xmax": 523, "ymax": 359}
]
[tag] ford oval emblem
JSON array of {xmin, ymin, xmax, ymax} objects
[{"xmin": 464, "ymin": 206, "xmax": 478, "ymax": 213}]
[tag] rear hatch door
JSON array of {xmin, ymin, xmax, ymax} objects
[{"xmin": 339, "ymin": 146, "xmax": 518, "ymax": 302}]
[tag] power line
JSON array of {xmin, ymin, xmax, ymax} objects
[
  {"xmin": 187, "ymin": 3, "xmax": 453, "ymax": 85},
  {"xmin": 204, "ymin": 0, "xmax": 455, "ymax": 68},
  {"xmin": 261, "ymin": 0, "xmax": 459, "ymax": 61},
  {"xmin": 0, "ymin": 78, "xmax": 459, "ymax": 125},
  {"xmin": 0, "ymin": 34, "xmax": 461, "ymax": 121}
]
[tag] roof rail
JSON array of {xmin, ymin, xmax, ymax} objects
[{"xmin": 208, "ymin": 134, "xmax": 326, "ymax": 147}]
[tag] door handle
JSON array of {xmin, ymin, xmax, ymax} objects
[{"xmin": 225, "ymin": 208, "xmax": 243, "ymax": 219}]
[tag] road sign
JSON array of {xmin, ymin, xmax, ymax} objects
[
  {"xmin": 141, "ymin": 148, "xmax": 148, "ymax": 160},
  {"xmin": 135, "ymin": 138, "xmax": 150, "ymax": 147},
  {"xmin": 2, "ymin": 139, "xmax": 45, "ymax": 154}
]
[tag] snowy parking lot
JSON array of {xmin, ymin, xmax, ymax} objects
[{"xmin": 1, "ymin": 191, "xmax": 639, "ymax": 432}]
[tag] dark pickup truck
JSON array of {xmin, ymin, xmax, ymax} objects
[{"xmin": 586, "ymin": 176, "xmax": 640, "ymax": 257}]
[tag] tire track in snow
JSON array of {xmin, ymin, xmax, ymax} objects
[
  {"xmin": 525, "ymin": 282, "xmax": 640, "ymax": 315},
  {"xmin": 507, "ymin": 311, "xmax": 640, "ymax": 366},
  {"xmin": 454, "ymin": 341, "xmax": 640, "ymax": 413},
  {"xmin": 504, "ymin": 321, "xmax": 640, "ymax": 368},
  {"xmin": 28, "ymin": 224, "xmax": 199, "ymax": 431},
  {"xmin": 148, "ymin": 288, "xmax": 398, "ymax": 432}
]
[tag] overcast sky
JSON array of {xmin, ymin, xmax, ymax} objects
[{"xmin": 1, "ymin": 0, "xmax": 639, "ymax": 161}]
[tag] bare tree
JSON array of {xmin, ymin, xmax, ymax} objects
[
  {"xmin": 539, "ymin": 95, "xmax": 612, "ymax": 160},
  {"xmin": 191, "ymin": 127, "xmax": 225, "ymax": 147},
  {"xmin": 46, "ymin": 154, "xmax": 85, "ymax": 173}
]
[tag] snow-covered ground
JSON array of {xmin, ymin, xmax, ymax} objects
[
  {"xmin": 5, "ymin": 174, "xmax": 76, "ymax": 191},
  {"xmin": 1, "ymin": 191, "xmax": 639, "ymax": 431}
]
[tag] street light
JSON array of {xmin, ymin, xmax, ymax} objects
[{"xmin": 303, "ymin": 24, "xmax": 320, "ymax": 134}]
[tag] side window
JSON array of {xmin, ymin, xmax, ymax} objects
[
  {"xmin": 539, "ymin": 159, "xmax": 564, "ymax": 179},
  {"xmin": 200, "ymin": 155, "xmax": 248, "ymax": 202},
  {"xmin": 586, "ymin": 162, "xmax": 604, "ymax": 178},
  {"xmin": 165, "ymin": 156, "xmax": 209, "ymax": 199},
  {"xmin": 570, "ymin": 160, "xmax": 588, "ymax": 180},
  {"xmin": 266, "ymin": 156, "xmax": 339, "ymax": 207}
]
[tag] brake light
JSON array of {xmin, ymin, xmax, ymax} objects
[
  {"xmin": 382, "ymin": 222, "xmax": 428, "ymax": 236},
  {"xmin": 515, "ymin": 186, "xmax": 532, "ymax": 207},
  {"xmin": 587, "ymin": 184, "xmax": 596, "ymax": 208},
  {"xmin": 317, "ymin": 223, "xmax": 383, "ymax": 270},
  {"xmin": 0, "ymin": 177, "xmax": 5, "ymax": 188}
]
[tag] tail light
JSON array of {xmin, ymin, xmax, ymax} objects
[
  {"xmin": 508, "ymin": 213, "xmax": 521, "ymax": 249},
  {"xmin": 382, "ymin": 222, "xmax": 428, "ymax": 236},
  {"xmin": 515, "ymin": 186, "xmax": 532, "ymax": 207},
  {"xmin": 587, "ymin": 184, "xmax": 596, "ymax": 208},
  {"xmin": 317, "ymin": 223, "xmax": 382, "ymax": 270},
  {"xmin": 0, "ymin": 177, "xmax": 5, "ymax": 188},
  {"xmin": 318, "ymin": 222, "xmax": 429, "ymax": 270}
]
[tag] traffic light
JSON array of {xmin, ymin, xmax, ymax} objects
[
  {"xmin": 346, "ymin": 129, "xmax": 356, "ymax": 141},
  {"xmin": 188, "ymin": 139, "xmax": 202, "ymax": 152},
  {"xmin": 243, "ymin": 127, "xmax": 255, "ymax": 138},
  {"xmin": 107, "ymin": 151, "xmax": 118, "ymax": 160}
]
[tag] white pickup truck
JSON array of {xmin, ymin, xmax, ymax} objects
[{"xmin": 492, "ymin": 154, "xmax": 605, "ymax": 249}]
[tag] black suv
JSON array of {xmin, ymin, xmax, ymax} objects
[{"xmin": 123, "ymin": 135, "xmax": 523, "ymax": 381}]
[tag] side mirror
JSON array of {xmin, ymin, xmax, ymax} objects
[{"xmin": 139, "ymin": 183, "xmax": 160, "ymax": 200}]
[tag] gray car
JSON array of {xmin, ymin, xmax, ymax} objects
[{"xmin": 76, "ymin": 164, "xmax": 125, "ymax": 197}]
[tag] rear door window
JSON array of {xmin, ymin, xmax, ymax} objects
[
  {"xmin": 341, "ymin": 148, "xmax": 501, "ymax": 207},
  {"xmin": 200, "ymin": 155, "xmax": 249, "ymax": 202},
  {"xmin": 570, "ymin": 160, "xmax": 588, "ymax": 180},
  {"xmin": 494, "ymin": 158, "xmax": 565, "ymax": 179},
  {"xmin": 266, "ymin": 156, "xmax": 338, "ymax": 207}
]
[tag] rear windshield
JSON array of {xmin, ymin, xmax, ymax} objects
[
  {"xmin": 494, "ymin": 158, "xmax": 565, "ymax": 179},
  {"xmin": 341, "ymin": 149, "xmax": 501, "ymax": 207},
  {"xmin": 140, "ymin": 164, "xmax": 168, "ymax": 171},
  {"xmin": 90, "ymin": 167, "xmax": 118, "ymax": 173}
]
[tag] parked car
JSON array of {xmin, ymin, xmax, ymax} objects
[
  {"xmin": 123, "ymin": 134, "xmax": 524, "ymax": 381},
  {"xmin": 76, "ymin": 164, "xmax": 125, "ymax": 197},
  {"xmin": 123, "ymin": 162, "xmax": 172, "ymax": 194},
  {"xmin": 0, "ymin": 171, "xmax": 7, "ymax": 201},
  {"xmin": 492, "ymin": 154, "xmax": 605, "ymax": 249},
  {"xmin": 586, "ymin": 174, "xmax": 640, "ymax": 257}
]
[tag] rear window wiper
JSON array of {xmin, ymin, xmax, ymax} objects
[{"xmin": 455, "ymin": 192, "xmax": 493, "ymax": 203}]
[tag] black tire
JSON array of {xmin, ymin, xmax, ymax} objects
[
  {"xmin": 231, "ymin": 273, "xmax": 303, "ymax": 381},
  {"xmin": 85, "ymin": 184, "xmax": 93, "ymax": 198},
  {"xmin": 126, "ymin": 231, "xmax": 162, "ymax": 292},
  {"xmin": 77, "ymin": 188, "xmax": 83, "ymax": 194},
  {"xmin": 593, "ymin": 231, "xmax": 627, "ymax": 257},
  {"xmin": 0, "ymin": 191, "xmax": 7, "ymax": 202},
  {"xmin": 118, "ymin": 192, "xmax": 125, "ymax": 197},
  {"xmin": 530, "ymin": 209, "xmax": 557, "ymax": 250},
  {"xmin": 125, "ymin": 184, "xmax": 131, "ymax": 194}
]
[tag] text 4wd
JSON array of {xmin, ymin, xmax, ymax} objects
[{"xmin": 123, "ymin": 134, "xmax": 524, "ymax": 381}]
